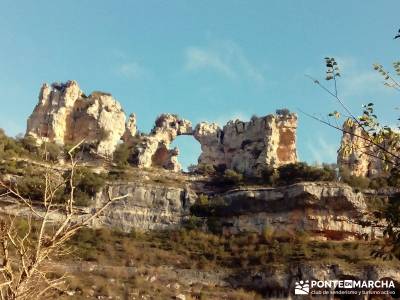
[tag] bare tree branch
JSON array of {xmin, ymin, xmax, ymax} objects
[{"xmin": 0, "ymin": 139, "xmax": 128, "ymax": 299}]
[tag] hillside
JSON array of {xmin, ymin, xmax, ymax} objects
[{"xmin": 0, "ymin": 82, "xmax": 399, "ymax": 299}]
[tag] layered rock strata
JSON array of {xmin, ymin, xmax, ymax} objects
[
  {"xmin": 0, "ymin": 181, "xmax": 196, "ymax": 232},
  {"xmin": 208, "ymin": 182, "xmax": 381, "ymax": 240},
  {"xmin": 92, "ymin": 182, "xmax": 196, "ymax": 231}
]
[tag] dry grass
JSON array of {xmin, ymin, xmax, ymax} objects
[{"xmin": 50, "ymin": 227, "xmax": 400, "ymax": 299}]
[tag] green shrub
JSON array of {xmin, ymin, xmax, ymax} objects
[
  {"xmin": 183, "ymin": 216, "xmax": 203, "ymax": 230},
  {"xmin": 74, "ymin": 167, "xmax": 106, "ymax": 197},
  {"xmin": 340, "ymin": 166, "xmax": 370, "ymax": 190},
  {"xmin": 0, "ymin": 129, "xmax": 64, "ymax": 162},
  {"xmin": 198, "ymin": 194, "xmax": 209, "ymax": 206},
  {"xmin": 0, "ymin": 131, "xmax": 28, "ymax": 158},
  {"xmin": 207, "ymin": 217, "xmax": 223, "ymax": 234},
  {"xmin": 369, "ymin": 177, "xmax": 389, "ymax": 190},
  {"xmin": 20, "ymin": 135, "xmax": 39, "ymax": 154},
  {"xmin": 108, "ymin": 167, "xmax": 132, "ymax": 181},
  {"xmin": 63, "ymin": 167, "xmax": 107, "ymax": 206},
  {"xmin": 195, "ymin": 163, "xmax": 216, "ymax": 175},
  {"xmin": 0, "ymin": 160, "xmax": 20, "ymax": 175},
  {"xmin": 16, "ymin": 168, "xmax": 65, "ymax": 202},
  {"xmin": 40, "ymin": 142, "xmax": 62, "ymax": 161},
  {"xmin": 278, "ymin": 162, "xmax": 336, "ymax": 185},
  {"xmin": 260, "ymin": 166, "xmax": 278, "ymax": 185},
  {"xmin": 113, "ymin": 143, "xmax": 131, "ymax": 167},
  {"xmin": 222, "ymin": 169, "xmax": 243, "ymax": 185},
  {"xmin": 209, "ymin": 169, "xmax": 244, "ymax": 187},
  {"xmin": 73, "ymin": 190, "xmax": 92, "ymax": 207},
  {"xmin": 17, "ymin": 175, "xmax": 45, "ymax": 200}
]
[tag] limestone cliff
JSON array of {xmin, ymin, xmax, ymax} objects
[
  {"xmin": 195, "ymin": 182, "xmax": 382, "ymax": 241},
  {"xmin": 82, "ymin": 180, "xmax": 383, "ymax": 239},
  {"xmin": 92, "ymin": 182, "xmax": 196, "ymax": 231},
  {"xmin": 0, "ymin": 179, "xmax": 196, "ymax": 232}
]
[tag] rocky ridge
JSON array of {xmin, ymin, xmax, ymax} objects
[{"xmin": 26, "ymin": 81, "xmax": 298, "ymax": 174}]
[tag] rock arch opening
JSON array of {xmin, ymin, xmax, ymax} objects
[{"xmin": 170, "ymin": 135, "xmax": 201, "ymax": 171}]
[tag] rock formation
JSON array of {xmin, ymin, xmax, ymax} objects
[
  {"xmin": 337, "ymin": 119, "xmax": 399, "ymax": 177},
  {"xmin": 26, "ymin": 81, "xmax": 298, "ymax": 173},
  {"xmin": 124, "ymin": 114, "xmax": 193, "ymax": 171},
  {"xmin": 194, "ymin": 110, "xmax": 298, "ymax": 175},
  {"xmin": 122, "ymin": 113, "xmax": 137, "ymax": 143},
  {"xmin": 26, "ymin": 81, "xmax": 126, "ymax": 156}
]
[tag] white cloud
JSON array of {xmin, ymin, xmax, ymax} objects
[
  {"xmin": 185, "ymin": 47, "xmax": 236, "ymax": 79},
  {"xmin": 329, "ymin": 56, "xmax": 387, "ymax": 98},
  {"xmin": 116, "ymin": 62, "xmax": 148, "ymax": 79},
  {"xmin": 306, "ymin": 135, "xmax": 337, "ymax": 164},
  {"xmin": 184, "ymin": 40, "xmax": 265, "ymax": 84}
]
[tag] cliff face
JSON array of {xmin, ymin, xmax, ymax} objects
[
  {"xmin": 194, "ymin": 111, "xmax": 298, "ymax": 176},
  {"xmin": 27, "ymin": 81, "xmax": 126, "ymax": 156},
  {"xmin": 84, "ymin": 181, "xmax": 380, "ymax": 242},
  {"xmin": 92, "ymin": 182, "xmax": 196, "ymax": 231},
  {"xmin": 197, "ymin": 182, "xmax": 382, "ymax": 241}
]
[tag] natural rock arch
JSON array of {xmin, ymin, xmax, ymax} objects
[
  {"xmin": 122, "ymin": 113, "xmax": 193, "ymax": 171},
  {"xmin": 26, "ymin": 80, "xmax": 299, "ymax": 174},
  {"xmin": 170, "ymin": 134, "xmax": 202, "ymax": 171}
]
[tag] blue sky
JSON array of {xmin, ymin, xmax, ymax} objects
[{"xmin": 0, "ymin": 1, "xmax": 399, "ymax": 168}]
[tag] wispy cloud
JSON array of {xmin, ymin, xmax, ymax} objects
[
  {"xmin": 328, "ymin": 56, "xmax": 387, "ymax": 98},
  {"xmin": 116, "ymin": 62, "xmax": 149, "ymax": 79},
  {"xmin": 185, "ymin": 47, "xmax": 236, "ymax": 78},
  {"xmin": 306, "ymin": 135, "xmax": 337, "ymax": 164},
  {"xmin": 184, "ymin": 40, "xmax": 265, "ymax": 84}
]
